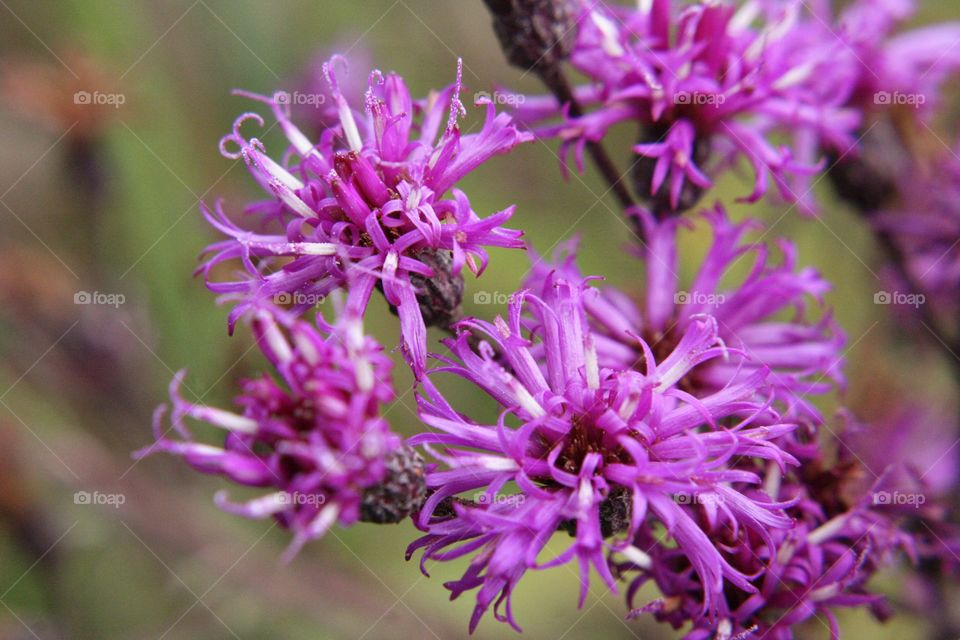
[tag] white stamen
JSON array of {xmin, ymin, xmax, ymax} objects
[
  {"xmin": 288, "ymin": 242, "xmax": 337, "ymax": 256},
  {"xmin": 382, "ymin": 251, "xmax": 399, "ymax": 276},
  {"xmin": 344, "ymin": 318, "xmax": 375, "ymax": 392},
  {"xmin": 773, "ymin": 60, "xmax": 815, "ymax": 90},
  {"xmin": 585, "ymin": 334, "xmax": 600, "ymax": 390},
  {"xmin": 274, "ymin": 182, "xmax": 319, "ymax": 219},
  {"xmin": 763, "ymin": 460, "xmax": 781, "ymax": 500},
  {"xmin": 578, "ymin": 479, "xmax": 594, "ymax": 508},
  {"xmin": 306, "ymin": 503, "xmax": 341, "ymax": 537},
  {"xmin": 591, "ymin": 12, "xmax": 625, "ymax": 57},
  {"xmin": 197, "ymin": 407, "xmax": 258, "ymax": 434},
  {"xmin": 476, "ymin": 456, "xmax": 519, "ymax": 471},
  {"xmin": 730, "ymin": 1, "xmax": 760, "ymax": 33},
  {"xmin": 808, "ymin": 513, "xmax": 849, "ymax": 545},
  {"xmin": 716, "ymin": 619, "xmax": 733, "ymax": 640},
  {"xmin": 240, "ymin": 491, "xmax": 292, "ymax": 517},
  {"xmin": 621, "ymin": 545, "xmax": 653, "ymax": 570},
  {"xmin": 338, "ymin": 97, "xmax": 363, "ymax": 153},
  {"xmin": 509, "ymin": 378, "xmax": 545, "ymax": 418},
  {"xmin": 257, "ymin": 153, "xmax": 304, "ymax": 191},
  {"xmin": 292, "ymin": 330, "xmax": 319, "ymax": 365},
  {"xmin": 259, "ymin": 312, "xmax": 293, "ymax": 364},
  {"xmin": 619, "ymin": 390, "xmax": 641, "ymax": 420},
  {"xmin": 280, "ymin": 119, "xmax": 322, "ymax": 160}
]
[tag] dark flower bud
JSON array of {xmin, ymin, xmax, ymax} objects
[
  {"xmin": 558, "ymin": 486, "xmax": 632, "ymax": 538},
  {"xmin": 483, "ymin": 0, "xmax": 578, "ymax": 72},
  {"xmin": 360, "ymin": 445, "xmax": 427, "ymax": 524},
  {"xmin": 827, "ymin": 120, "xmax": 906, "ymax": 212},
  {"xmin": 406, "ymin": 248, "xmax": 465, "ymax": 330}
]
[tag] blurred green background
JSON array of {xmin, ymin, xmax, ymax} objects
[{"xmin": 0, "ymin": 1, "xmax": 956, "ymax": 638}]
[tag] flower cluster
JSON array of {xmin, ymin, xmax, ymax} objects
[
  {"xmin": 874, "ymin": 147, "xmax": 960, "ymax": 320},
  {"xmin": 514, "ymin": 0, "xmax": 861, "ymax": 214},
  {"xmin": 525, "ymin": 207, "xmax": 843, "ymax": 428},
  {"xmin": 136, "ymin": 306, "xmax": 421, "ymax": 559},
  {"xmin": 409, "ymin": 272, "xmax": 804, "ymax": 631},
  {"xmin": 200, "ymin": 57, "xmax": 531, "ymax": 375},
  {"xmin": 143, "ymin": 1, "xmax": 960, "ymax": 635},
  {"xmin": 626, "ymin": 462, "xmax": 911, "ymax": 639}
]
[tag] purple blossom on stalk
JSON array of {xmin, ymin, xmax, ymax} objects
[
  {"xmin": 407, "ymin": 272, "xmax": 801, "ymax": 632},
  {"xmin": 199, "ymin": 56, "xmax": 531, "ymax": 376},
  {"xmin": 875, "ymin": 149, "xmax": 960, "ymax": 320},
  {"xmin": 526, "ymin": 207, "xmax": 843, "ymax": 428},
  {"xmin": 803, "ymin": 0, "xmax": 960, "ymax": 125},
  {"xmin": 135, "ymin": 306, "xmax": 406, "ymax": 559},
  {"xmin": 772, "ymin": 0, "xmax": 960, "ymax": 212},
  {"xmin": 622, "ymin": 438, "xmax": 915, "ymax": 639},
  {"xmin": 512, "ymin": 0, "xmax": 861, "ymax": 213}
]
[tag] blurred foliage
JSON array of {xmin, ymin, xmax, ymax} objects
[{"xmin": 0, "ymin": 1, "xmax": 956, "ymax": 638}]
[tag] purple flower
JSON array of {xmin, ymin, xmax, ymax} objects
[
  {"xmin": 199, "ymin": 56, "xmax": 531, "ymax": 376},
  {"xmin": 875, "ymin": 150, "xmax": 960, "ymax": 319},
  {"xmin": 623, "ymin": 443, "xmax": 915, "ymax": 639},
  {"xmin": 811, "ymin": 0, "xmax": 960, "ymax": 123},
  {"xmin": 526, "ymin": 207, "xmax": 843, "ymax": 428},
  {"xmin": 407, "ymin": 272, "xmax": 799, "ymax": 632},
  {"xmin": 135, "ymin": 305, "xmax": 406, "ymax": 559},
  {"xmin": 513, "ymin": 0, "xmax": 860, "ymax": 213}
]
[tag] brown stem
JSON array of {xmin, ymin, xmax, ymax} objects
[{"xmin": 535, "ymin": 65, "xmax": 636, "ymax": 210}]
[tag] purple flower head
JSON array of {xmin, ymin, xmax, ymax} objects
[
  {"xmin": 135, "ymin": 305, "xmax": 406, "ymax": 559},
  {"xmin": 199, "ymin": 56, "xmax": 532, "ymax": 376},
  {"xmin": 875, "ymin": 149, "xmax": 960, "ymax": 320},
  {"xmin": 407, "ymin": 272, "xmax": 800, "ymax": 632},
  {"xmin": 810, "ymin": 0, "xmax": 960, "ymax": 124},
  {"xmin": 514, "ymin": 0, "xmax": 861, "ymax": 213},
  {"xmin": 620, "ymin": 418, "xmax": 917, "ymax": 640},
  {"xmin": 526, "ymin": 207, "xmax": 843, "ymax": 430},
  {"xmin": 778, "ymin": 1, "xmax": 960, "ymax": 211}
]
